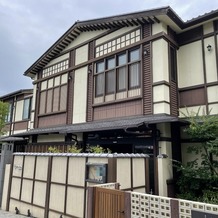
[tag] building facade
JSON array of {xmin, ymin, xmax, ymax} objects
[
  {"xmin": 0, "ymin": 89, "xmax": 33, "ymax": 203},
  {"xmin": 1, "ymin": 6, "xmax": 218, "ymax": 197}
]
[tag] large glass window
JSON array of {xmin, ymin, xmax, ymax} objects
[
  {"xmin": 22, "ymin": 98, "xmax": 31, "ymax": 119},
  {"xmin": 5, "ymin": 103, "xmax": 12, "ymax": 123},
  {"xmin": 39, "ymin": 75, "xmax": 67, "ymax": 114},
  {"xmin": 94, "ymin": 48, "xmax": 141, "ymax": 97}
]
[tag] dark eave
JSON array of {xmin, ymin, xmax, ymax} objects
[
  {"xmin": 23, "ymin": 6, "xmax": 177, "ymax": 77},
  {"xmin": 12, "ymin": 114, "xmax": 180, "ymax": 137},
  {"xmin": 23, "ymin": 6, "xmax": 218, "ymax": 78},
  {"xmin": 0, "ymin": 89, "xmax": 33, "ymax": 100}
]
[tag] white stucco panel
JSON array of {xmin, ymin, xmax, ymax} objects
[
  {"xmin": 75, "ymin": 44, "xmax": 88, "ymax": 65},
  {"xmin": 204, "ymin": 37, "xmax": 217, "ymax": 83},
  {"xmin": 45, "ymin": 53, "xmax": 69, "ymax": 67},
  {"xmin": 95, "ymin": 26, "xmax": 137, "ymax": 45},
  {"xmin": 73, "ymin": 66, "xmax": 88, "ymax": 124},
  {"xmin": 63, "ymin": 30, "xmax": 107, "ymax": 51},
  {"xmin": 179, "ymin": 105, "xmax": 206, "ymax": 117},
  {"xmin": 208, "ymin": 103, "xmax": 218, "ymax": 115},
  {"xmin": 203, "ymin": 22, "xmax": 214, "ymax": 35},
  {"xmin": 207, "ymin": 86, "xmax": 218, "ymax": 103},
  {"xmin": 152, "ymin": 39, "xmax": 169, "ymax": 83},
  {"xmin": 153, "ymin": 84, "xmax": 170, "ymax": 103},
  {"xmin": 178, "ymin": 41, "xmax": 204, "ymax": 88},
  {"xmin": 152, "ymin": 22, "xmax": 167, "ymax": 35},
  {"xmin": 153, "ymin": 102, "xmax": 170, "ymax": 115}
]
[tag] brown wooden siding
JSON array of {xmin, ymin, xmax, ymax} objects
[
  {"xmin": 170, "ymin": 81, "xmax": 178, "ymax": 116},
  {"xmin": 38, "ymin": 113, "xmax": 67, "ymax": 127},
  {"xmin": 142, "ymin": 24, "xmax": 151, "ymax": 38},
  {"xmin": 87, "ymin": 41, "xmax": 95, "ymax": 122},
  {"xmin": 179, "ymin": 87, "xmax": 206, "ymax": 107},
  {"xmin": 177, "ymin": 26, "xmax": 203, "ymax": 46},
  {"xmin": 66, "ymin": 71, "xmax": 74, "ymax": 124},
  {"xmin": 143, "ymin": 44, "xmax": 152, "ymax": 115},
  {"xmin": 13, "ymin": 121, "xmax": 28, "ymax": 131},
  {"xmin": 93, "ymin": 99, "xmax": 142, "ymax": 120}
]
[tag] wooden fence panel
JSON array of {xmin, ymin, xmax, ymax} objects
[{"xmin": 94, "ymin": 187, "xmax": 125, "ymax": 218}]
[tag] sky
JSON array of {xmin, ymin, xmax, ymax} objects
[{"xmin": 0, "ymin": 0, "xmax": 217, "ymax": 96}]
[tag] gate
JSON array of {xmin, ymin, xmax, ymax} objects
[{"xmin": 93, "ymin": 187, "xmax": 125, "ymax": 218}]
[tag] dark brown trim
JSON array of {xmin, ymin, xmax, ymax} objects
[
  {"xmin": 153, "ymin": 80, "xmax": 170, "ymax": 87},
  {"xmin": 145, "ymin": 158, "xmax": 150, "ymax": 194},
  {"xmin": 130, "ymin": 158, "xmax": 133, "ymax": 191},
  {"xmin": 66, "ymin": 71, "xmax": 74, "ymax": 124},
  {"xmin": 170, "ymin": 199, "xmax": 179, "ymax": 218},
  {"xmin": 19, "ymin": 156, "xmax": 25, "ymax": 200},
  {"xmin": 201, "ymin": 34, "xmax": 209, "ymax": 114},
  {"xmin": 86, "ymin": 187, "xmax": 94, "ymax": 218},
  {"xmin": 107, "ymin": 157, "xmax": 117, "ymax": 183},
  {"xmin": 64, "ymin": 157, "xmax": 69, "ymax": 214},
  {"xmin": 44, "ymin": 156, "xmax": 52, "ymax": 218},
  {"xmin": 31, "ymin": 156, "xmax": 37, "ymax": 204},
  {"xmin": 124, "ymin": 192, "xmax": 131, "ymax": 218},
  {"xmin": 6, "ymin": 155, "xmax": 15, "ymax": 211}
]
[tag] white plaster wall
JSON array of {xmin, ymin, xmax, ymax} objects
[
  {"xmin": 153, "ymin": 102, "xmax": 170, "ymax": 114},
  {"xmin": 73, "ymin": 66, "xmax": 88, "ymax": 124},
  {"xmin": 181, "ymin": 143, "xmax": 202, "ymax": 165},
  {"xmin": 68, "ymin": 158, "xmax": 86, "ymax": 186},
  {"xmin": 204, "ymin": 37, "xmax": 217, "ymax": 83},
  {"xmin": 45, "ymin": 53, "xmax": 69, "ymax": 67},
  {"xmin": 75, "ymin": 44, "xmax": 88, "ymax": 65},
  {"xmin": 37, "ymin": 134, "xmax": 65, "ymax": 143},
  {"xmin": 35, "ymin": 157, "xmax": 48, "ymax": 181},
  {"xmin": 158, "ymin": 141, "xmax": 173, "ymax": 197},
  {"xmin": 23, "ymin": 156, "xmax": 35, "ymax": 178},
  {"xmin": 15, "ymin": 100, "xmax": 23, "ymax": 121},
  {"xmin": 152, "ymin": 39, "xmax": 169, "ymax": 83},
  {"xmin": 156, "ymin": 123, "xmax": 171, "ymax": 138},
  {"xmin": 207, "ymin": 86, "xmax": 218, "ymax": 103},
  {"xmin": 208, "ymin": 103, "xmax": 218, "ymax": 115},
  {"xmin": 153, "ymin": 84, "xmax": 170, "ymax": 103},
  {"xmin": 51, "ymin": 157, "xmax": 67, "ymax": 183},
  {"xmin": 116, "ymin": 158, "xmax": 131, "ymax": 190},
  {"xmin": 96, "ymin": 26, "xmax": 137, "ymax": 45},
  {"xmin": 33, "ymin": 181, "xmax": 46, "ymax": 207},
  {"xmin": 152, "ymin": 22, "xmax": 167, "ymax": 35},
  {"xmin": 66, "ymin": 187, "xmax": 84, "ymax": 217},
  {"xmin": 178, "ymin": 41, "xmax": 204, "ymax": 88},
  {"xmin": 203, "ymin": 22, "xmax": 214, "ymax": 35},
  {"xmin": 63, "ymin": 30, "xmax": 107, "ymax": 51},
  {"xmin": 179, "ymin": 105, "xmax": 206, "ymax": 117},
  {"xmin": 21, "ymin": 179, "xmax": 33, "ymax": 202},
  {"xmin": 132, "ymin": 159, "xmax": 145, "ymax": 188}
]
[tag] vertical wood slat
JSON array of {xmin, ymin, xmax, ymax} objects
[
  {"xmin": 87, "ymin": 41, "xmax": 95, "ymax": 122},
  {"xmin": 94, "ymin": 187, "xmax": 125, "ymax": 218},
  {"xmin": 143, "ymin": 43, "xmax": 152, "ymax": 115},
  {"xmin": 170, "ymin": 81, "xmax": 178, "ymax": 116}
]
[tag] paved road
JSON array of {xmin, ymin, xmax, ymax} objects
[{"xmin": 0, "ymin": 210, "xmax": 27, "ymax": 217}]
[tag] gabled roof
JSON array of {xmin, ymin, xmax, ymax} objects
[
  {"xmin": 24, "ymin": 6, "xmax": 218, "ymax": 78},
  {"xmin": 0, "ymin": 89, "xmax": 33, "ymax": 100}
]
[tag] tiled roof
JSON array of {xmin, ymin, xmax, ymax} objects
[
  {"xmin": 0, "ymin": 136, "xmax": 27, "ymax": 142},
  {"xmin": 12, "ymin": 114, "xmax": 180, "ymax": 137},
  {"xmin": 13, "ymin": 152, "xmax": 150, "ymax": 158}
]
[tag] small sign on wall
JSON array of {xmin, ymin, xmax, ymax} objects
[{"xmin": 86, "ymin": 163, "xmax": 107, "ymax": 184}]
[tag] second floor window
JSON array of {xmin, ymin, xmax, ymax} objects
[
  {"xmin": 22, "ymin": 98, "xmax": 31, "ymax": 120},
  {"xmin": 94, "ymin": 48, "xmax": 141, "ymax": 97}
]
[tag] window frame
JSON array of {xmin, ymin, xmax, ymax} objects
[
  {"xmin": 22, "ymin": 98, "xmax": 31, "ymax": 120},
  {"xmin": 94, "ymin": 47, "xmax": 141, "ymax": 99}
]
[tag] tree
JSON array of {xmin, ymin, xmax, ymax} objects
[
  {"xmin": 0, "ymin": 101, "xmax": 9, "ymax": 136},
  {"xmin": 176, "ymin": 108, "xmax": 218, "ymax": 203}
]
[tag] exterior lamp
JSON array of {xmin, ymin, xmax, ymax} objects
[{"xmin": 207, "ymin": 44, "xmax": 212, "ymax": 51}]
